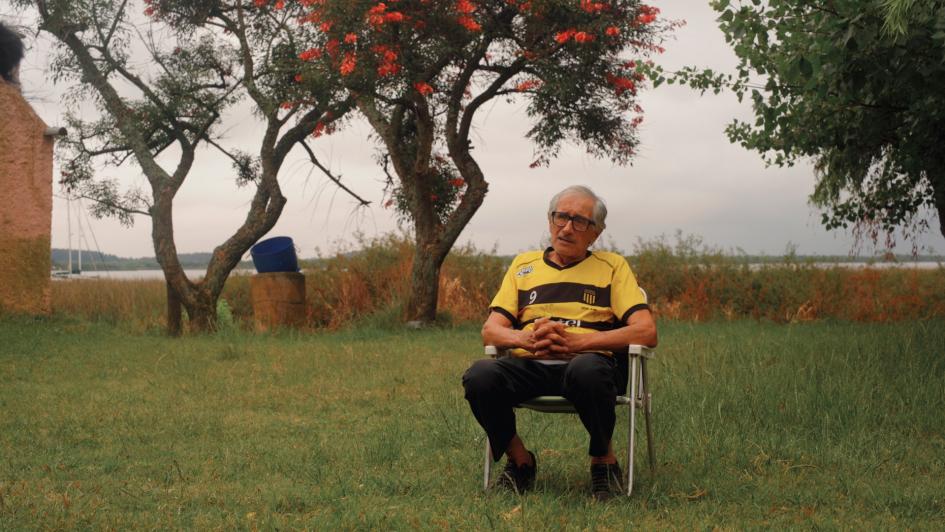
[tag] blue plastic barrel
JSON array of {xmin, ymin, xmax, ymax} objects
[{"xmin": 250, "ymin": 236, "xmax": 299, "ymax": 273}]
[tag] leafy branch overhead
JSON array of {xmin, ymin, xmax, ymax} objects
[
  {"xmin": 282, "ymin": 0, "xmax": 677, "ymax": 322},
  {"xmin": 36, "ymin": 0, "xmax": 368, "ymax": 213},
  {"xmin": 662, "ymin": 0, "xmax": 945, "ymax": 244}
]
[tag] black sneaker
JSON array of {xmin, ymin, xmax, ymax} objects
[
  {"xmin": 590, "ymin": 462, "xmax": 624, "ymax": 501},
  {"xmin": 493, "ymin": 451, "xmax": 537, "ymax": 494}
]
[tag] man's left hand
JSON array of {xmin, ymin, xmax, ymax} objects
[{"xmin": 533, "ymin": 320, "xmax": 581, "ymax": 359}]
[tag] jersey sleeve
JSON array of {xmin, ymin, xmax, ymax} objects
[
  {"xmin": 611, "ymin": 256, "xmax": 648, "ymax": 323},
  {"xmin": 489, "ymin": 259, "xmax": 520, "ymax": 326}
]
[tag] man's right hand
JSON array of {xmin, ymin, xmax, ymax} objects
[
  {"xmin": 516, "ymin": 317, "xmax": 556, "ymax": 352},
  {"xmin": 529, "ymin": 318, "xmax": 570, "ymax": 358},
  {"xmin": 481, "ymin": 312, "xmax": 575, "ymax": 357}
]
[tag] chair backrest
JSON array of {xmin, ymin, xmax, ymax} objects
[{"xmin": 614, "ymin": 286, "xmax": 649, "ymax": 394}]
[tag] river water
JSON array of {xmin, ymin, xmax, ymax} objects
[
  {"xmin": 51, "ymin": 269, "xmax": 257, "ymax": 280},
  {"xmin": 52, "ymin": 261, "xmax": 942, "ymax": 280}
]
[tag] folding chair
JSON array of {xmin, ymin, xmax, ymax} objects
[{"xmin": 481, "ymin": 290, "xmax": 656, "ymax": 496}]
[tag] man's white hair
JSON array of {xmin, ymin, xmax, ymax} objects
[{"xmin": 547, "ymin": 185, "xmax": 607, "ymax": 231}]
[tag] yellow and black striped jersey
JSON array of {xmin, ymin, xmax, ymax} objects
[{"xmin": 489, "ymin": 248, "xmax": 649, "ymax": 358}]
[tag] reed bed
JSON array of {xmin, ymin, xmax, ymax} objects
[{"xmin": 49, "ymin": 234, "xmax": 945, "ymax": 331}]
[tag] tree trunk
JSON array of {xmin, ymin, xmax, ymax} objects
[
  {"xmin": 402, "ymin": 165, "xmax": 489, "ymax": 324},
  {"xmin": 403, "ymin": 181, "xmax": 488, "ymax": 324},
  {"xmin": 166, "ymin": 281, "xmax": 182, "ymax": 337},
  {"xmin": 183, "ymin": 291, "xmax": 218, "ymax": 333},
  {"xmin": 404, "ymin": 236, "xmax": 446, "ymax": 323}
]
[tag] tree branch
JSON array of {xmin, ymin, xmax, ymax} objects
[
  {"xmin": 299, "ymin": 141, "xmax": 371, "ymax": 206},
  {"xmin": 77, "ymin": 193, "xmax": 151, "ymax": 218}
]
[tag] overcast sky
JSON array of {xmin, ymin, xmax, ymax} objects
[{"xmin": 9, "ymin": 0, "xmax": 943, "ymax": 259}]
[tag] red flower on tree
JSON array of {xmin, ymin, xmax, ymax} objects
[
  {"xmin": 414, "ymin": 81, "xmax": 434, "ymax": 96},
  {"xmin": 634, "ymin": 5, "xmax": 660, "ymax": 25},
  {"xmin": 580, "ymin": 0, "xmax": 606, "ymax": 13},
  {"xmin": 457, "ymin": 16, "xmax": 481, "ymax": 32},
  {"xmin": 373, "ymin": 44, "xmax": 401, "ymax": 77},
  {"xmin": 325, "ymin": 39, "xmax": 340, "ymax": 58},
  {"xmin": 367, "ymin": 3, "xmax": 388, "ymax": 27},
  {"xmin": 605, "ymin": 72, "xmax": 636, "ymax": 95},
  {"xmin": 514, "ymin": 79, "xmax": 541, "ymax": 91},
  {"xmin": 299, "ymin": 48, "xmax": 322, "ymax": 61},
  {"xmin": 340, "ymin": 52, "xmax": 357, "ymax": 76},
  {"xmin": 555, "ymin": 29, "xmax": 576, "ymax": 43},
  {"xmin": 456, "ymin": 0, "xmax": 476, "ymax": 14}
]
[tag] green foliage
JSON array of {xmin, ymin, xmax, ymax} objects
[
  {"xmin": 215, "ymin": 298, "xmax": 236, "ymax": 332},
  {"xmin": 1, "ymin": 318, "xmax": 944, "ymax": 527},
  {"xmin": 383, "ymin": 154, "xmax": 468, "ymax": 225},
  {"xmin": 677, "ymin": 0, "xmax": 945, "ymax": 243}
]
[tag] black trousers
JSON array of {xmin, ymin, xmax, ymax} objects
[{"xmin": 462, "ymin": 353, "xmax": 619, "ymax": 461}]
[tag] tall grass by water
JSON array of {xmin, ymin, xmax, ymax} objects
[
  {"xmin": 49, "ymin": 234, "xmax": 945, "ymax": 332},
  {"xmin": 1, "ymin": 317, "xmax": 942, "ymax": 528}
]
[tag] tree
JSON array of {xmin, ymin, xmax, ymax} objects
[
  {"xmin": 881, "ymin": 0, "xmax": 941, "ymax": 36},
  {"xmin": 292, "ymin": 0, "xmax": 675, "ymax": 323},
  {"xmin": 689, "ymin": 0, "xmax": 945, "ymax": 244},
  {"xmin": 18, "ymin": 0, "xmax": 365, "ymax": 332}
]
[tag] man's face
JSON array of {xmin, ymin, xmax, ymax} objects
[{"xmin": 549, "ymin": 193, "xmax": 601, "ymax": 261}]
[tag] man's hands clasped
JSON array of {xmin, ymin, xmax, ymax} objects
[{"xmin": 517, "ymin": 317, "xmax": 581, "ymax": 359}]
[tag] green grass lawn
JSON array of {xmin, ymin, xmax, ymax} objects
[{"xmin": 1, "ymin": 317, "xmax": 943, "ymax": 529}]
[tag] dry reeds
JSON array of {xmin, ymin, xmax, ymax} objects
[{"xmin": 51, "ymin": 233, "xmax": 945, "ymax": 330}]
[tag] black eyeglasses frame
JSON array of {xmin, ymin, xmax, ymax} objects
[{"xmin": 549, "ymin": 211, "xmax": 597, "ymax": 232}]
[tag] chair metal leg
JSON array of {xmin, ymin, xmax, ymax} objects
[
  {"xmin": 483, "ymin": 437, "xmax": 492, "ymax": 491},
  {"xmin": 642, "ymin": 359, "xmax": 656, "ymax": 474},
  {"xmin": 627, "ymin": 356, "xmax": 638, "ymax": 496}
]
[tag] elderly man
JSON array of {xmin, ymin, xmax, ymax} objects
[{"xmin": 463, "ymin": 185, "xmax": 657, "ymax": 501}]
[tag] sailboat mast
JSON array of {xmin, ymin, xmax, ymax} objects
[
  {"xmin": 66, "ymin": 196, "xmax": 73, "ymax": 274},
  {"xmin": 76, "ymin": 198, "xmax": 83, "ymax": 274}
]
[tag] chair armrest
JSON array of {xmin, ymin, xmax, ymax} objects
[
  {"xmin": 485, "ymin": 345, "xmax": 509, "ymax": 358},
  {"xmin": 628, "ymin": 344, "xmax": 656, "ymax": 359},
  {"xmin": 490, "ymin": 344, "xmax": 653, "ymax": 358}
]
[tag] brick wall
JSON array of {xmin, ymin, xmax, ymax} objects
[{"xmin": 0, "ymin": 81, "xmax": 54, "ymax": 316}]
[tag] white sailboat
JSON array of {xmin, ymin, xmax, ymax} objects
[{"xmin": 51, "ymin": 196, "xmax": 101, "ymax": 278}]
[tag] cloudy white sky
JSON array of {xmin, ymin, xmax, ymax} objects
[{"xmin": 8, "ymin": 0, "xmax": 943, "ymax": 258}]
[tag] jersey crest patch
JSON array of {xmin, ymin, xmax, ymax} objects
[
  {"xmin": 582, "ymin": 288, "xmax": 597, "ymax": 305},
  {"xmin": 516, "ymin": 265, "xmax": 534, "ymax": 277}
]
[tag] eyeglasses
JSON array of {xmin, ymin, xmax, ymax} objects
[{"xmin": 550, "ymin": 211, "xmax": 596, "ymax": 232}]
